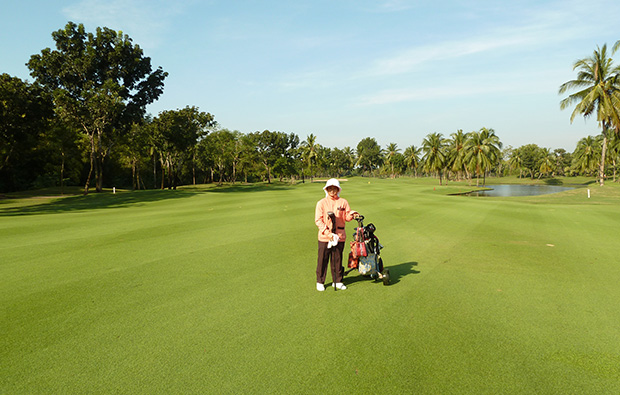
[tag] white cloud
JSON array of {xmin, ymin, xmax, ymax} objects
[
  {"xmin": 354, "ymin": 75, "xmax": 555, "ymax": 106},
  {"xmin": 359, "ymin": 0, "xmax": 616, "ymax": 79},
  {"xmin": 366, "ymin": 36, "xmax": 529, "ymax": 77}
]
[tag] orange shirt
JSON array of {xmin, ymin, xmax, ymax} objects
[{"xmin": 315, "ymin": 196, "xmax": 356, "ymax": 242}]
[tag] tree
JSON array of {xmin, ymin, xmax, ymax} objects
[
  {"xmin": 237, "ymin": 134, "xmax": 259, "ymax": 183},
  {"xmin": 422, "ymin": 132, "xmax": 447, "ymax": 184},
  {"xmin": 559, "ymin": 42, "xmax": 620, "ymax": 186},
  {"xmin": 272, "ymin": 133, "xmax": 300, "ymax": 182},
  {"xmin": 464, "ymin": 127, "xmax": 502, "ymax": 186},
  {"xmin": 206, "ymin": 129, "xmax": 235, "ymax": 185},
  {"xmin": 356, "ymin": 137, "xmax": 382, "ymax": 174},
  {"xmin": 606, "ymin": 133, "xmax": 620, "ymax": 181},
  {"xmin": 300, "ymin": 134, "xmax": 318, "ymax": 181},
  {"xmin": 28, "ymin": 22, "xmax": 168, "ymax": 193},
  {"xmin": 118, "ymin": 118, "xmax": 152, "ymax": 190},
  {"xmin": 515, "ymin": 144, "xmax": 544, "ymax": 179},
  {"xmin": 538, "ymin": 148, "xmax": 556, "ymax": 178},
  {"xmin": 508, "ymin": 147, "xmax": 524, "ymax": 178},
  {"xmin": 152, "ymin": 106, "xmax": 215, "ymax": 189},
  {"xmin": 447, "ymin": 129, "xmax": 469, "ymax": 181},
  {"xmin": 342, "ymin": 147, "xmax": 356, "ymax": 175},
  {"xmin": 552, "ymin": 148, "xmax": 572, "ymax": 176},
  {"xmin": 249, "ymin": 130, "xmax": 291, "ymax": 183},
  {"xmin": 0, "ymin": 74, "xmax": 53, "ymax": 191},
  {"xmin": 384, "ymin": 143, "xmax": 401, "ymax": 178},
  {"xmin": 391, "ymin": 152, "xmax": 406, "ymax": 177},
  {"xmin": 403, "ymin": 145, "xmax": 421, "ymax": 177},
  {"xmin": 228, "ymin": 130, "xmax": 245, "ymax": 184},
  {"xmin": 314, "ymin": 146, "xmax": 330, "ymax": 177},
  {"xmin": 572, "ymin": 135, "xmax": 602, "ymax": 175},
  {"xmin": 40, "ymin": 119, "xmax": 84, "ymax": 193}
]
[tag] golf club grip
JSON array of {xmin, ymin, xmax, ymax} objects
[{"xmin": 327, "ymin": 212, "xmax": 336, "ymax": 233}]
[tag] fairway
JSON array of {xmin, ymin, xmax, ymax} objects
[{"xmin": 2, "ymin": 178, "xmax": 620, "ymax": 393}]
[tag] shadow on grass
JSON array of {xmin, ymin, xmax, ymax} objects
[
  {"xmin": 345, "ymin": 261, "xmax": 419, "ymax": 286},
  {"xmin": 0, "ymin": 182, "xmax": 302, "ymax": 216},
  {"xmin": 0, "ymin": 189, "xmax": 201, "ymax": 217},
  {"xmin": 202, "ymin": 183, "xmax": 296, "ymax": 193},
  {"xmin": 386, "ymin": 261, "xmax": 420, "ymax": 285}
]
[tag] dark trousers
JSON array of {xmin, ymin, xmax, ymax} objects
[{"xmin": 316, "ymin": 241, "xmax": 345, "ymax": 284}]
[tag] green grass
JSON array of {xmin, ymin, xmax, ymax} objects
[{"xmin": 2, "ymin": 178, "xmax": 620, "ymax": 393}]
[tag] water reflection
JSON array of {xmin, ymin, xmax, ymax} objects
[{"xmin": 467, "ymin": 184, "xmax": 574, "ymax": 197}]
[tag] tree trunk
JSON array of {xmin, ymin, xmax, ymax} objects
[
  {"xmin": 1, "ymin": 146, "xmax": 14, "ymax": 172},
  {"xmin": 84, "ymin": 135, "xmax": 95, "ymax": 195},
  {"xmin": 153, "ymin": 154, "xmax": 157, "ymax": 189},
  {"xmin": 136, "ymin": 162, "xmax": 142, "ymax": 190},
  {"xmin": 95, "ymin": 155, "xmax": 103, "ymax": 193},
  {"xmin": 95, "ymin": 129, "xmax": 104, "ymax": 193},
  {"xmin": 192, "ymin": 150, "xmax": 196, "ymax": 185},
  {"xmin": 172, "ymin": 163, "xmax": 177, "ymax": 190},
  {"xmin": 167, "ymin": 161, "xmax": 173, "ymax": 189},
  {"xmin": 160, "ymin": 157, "xmax": 166, "ymax": 189},
  {"xmin": 131, "ymin": 158, "xmax": 140, "ymax": 191},
  {"xmin": 60, "ymin": 151, "xmax": 65, "ymax": 195},
  {"xmin": 264, "ymin": 160, "xmax": 271, "ymax": 184},
  {"xmin": 599, "ymin": 134, "xmax": 608, "ymax": 186}
]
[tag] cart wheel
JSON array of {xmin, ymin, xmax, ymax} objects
[{"xmin": 382, "ymin": 269, "xmax": 390, "ymax": 285}]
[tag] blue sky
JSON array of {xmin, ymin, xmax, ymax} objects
[{"xmin": 2, "ymin": 0, "xmax": 620, "ymax": 151}]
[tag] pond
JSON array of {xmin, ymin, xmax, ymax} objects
[{"xmin": 466, "ymin": 184, "xmax": 575, "ymax": 197}]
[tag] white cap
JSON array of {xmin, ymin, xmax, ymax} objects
[{"xmin": 323, "ymin": 178, "xmax": 341, "ymax": 197}]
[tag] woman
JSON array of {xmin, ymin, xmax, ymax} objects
[{"xmin": 314, "ymin": 178, "xmax": 357, "ymax": 291}]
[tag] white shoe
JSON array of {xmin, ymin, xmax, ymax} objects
[
  {"xmin": 316, "ymin": 283, "xmax": 325, "ymax": 291},
  {"xmin": 332, "ymin": 282, "xmax": 347, "ymax": 290}
]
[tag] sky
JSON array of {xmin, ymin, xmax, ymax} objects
[{"xmin": 2, "ymin": 0, "xmax": 620, "ymax": 152}]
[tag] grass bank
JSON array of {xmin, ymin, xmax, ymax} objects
[{"xmin": 1, "ymin": 178, "xmax": 619, "ymax": 393}]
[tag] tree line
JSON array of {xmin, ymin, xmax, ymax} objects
[{"xmin": 1, "ymin": 23, "xmax": 619, "ymax": 193}]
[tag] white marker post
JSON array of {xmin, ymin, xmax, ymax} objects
[
  {"xmin": 113, "ymin": 187, "xmax": 116, "ymax": 194},
  {"xmin": 587, "ymin": 189, "xmax": 590, "ymax": 199}
]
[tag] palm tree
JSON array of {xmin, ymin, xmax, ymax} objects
[
  {"xmin": 300, "ymin": 134, "xmax": 318, "ymax": 181},
  {"xmin": 508, "ymin": 148, "xmax": 524, "ymax": 178},
  {"xmin": 422, "ymin": 132, "xmax": 447, "ymax": 185},
  {"xmin": 573, "ymin": 135, "xmax": 602, "ymax": 175},
  {"xmin": 384, "ymin": 142, "xmax": 401, "ymax": 178},
  {"xmin": 403, "ymin": 145, "xmax": 421, "ymax": 177},
  {"xmin": 464, "ymin": 127, "xmax": 502, "ymax": 186},
  {"xmin": 538, "ymin": 148, "xmax": 555, "ymax": 178},
  {"xmin": 343, "ymin": 146, "xmax": 356, "ymax": 175},
  {"xmin": 447, "ymin": 129, "xmax": 469, "ymax": 181},
  {"xmin": 559, "ymin": 43, "xmax": 620, "ymax": 186},
  {"xmin": 605, "ymin": 133, "xmax": 620, "ymax": 181}
]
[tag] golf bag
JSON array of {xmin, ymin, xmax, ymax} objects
[{"xmin": 346, "ymin": 215, "xmax": 389, "ymax": 285}]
